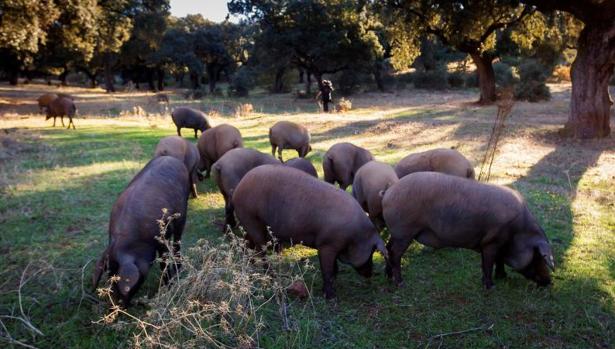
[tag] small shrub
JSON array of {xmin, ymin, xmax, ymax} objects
[
  {"xmin": 465, "ymin": 72, "xmax": 479, "ymax": 87},
  {"xmin": 228, "ymin": 67, "xmax": 255, "ymax": 97},
  {"xmin": 335, "ymin": 70, "xmax": 371, "ymax": 96},
  {"xmin": 514, "ymin": 59, "xmax": 551, "ymax": 102},
  {"xmin": 335, "ymin": 97, "xmax": 352, "ymax": 112},
  {"xmin": 234, "ymin": 103, "xmax": 254, "ymax": 117},
  {"xmin": 551, "ymin": 65, "xmax": 571, "ymax": 83},
  {"xmin": 447, "ymin": 72, "xmax": 465, "ymax": 88},
  {"xmin": 494, "ymin": 62, "xmax": 517, "ymax": 87},
  {"xmin": 413, "ymin": 69, "xmax": 448, "ymax": 90}
]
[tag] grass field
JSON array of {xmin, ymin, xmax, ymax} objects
[{"xmin": 0, "ymin": 83, "xmax": 614, "ymax": 348}]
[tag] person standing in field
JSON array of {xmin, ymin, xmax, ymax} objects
[{"xmin": 316, "ymin": 80, "xmax": 334, "ymax": 112}]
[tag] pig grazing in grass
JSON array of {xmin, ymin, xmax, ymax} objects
[
  {"xmin": 283, "ymin": 157, "xmax": 318, "ymax": 178},
  {"xmin": 382, "ymin": 172, "xmax": 555, "ymax": 289},
  {"xmin": 232, "ymin": 165, "xmax": 388, "ymax": 299},
  {"xmin": 212, "ymin": 148, "xmax": 280, "ymax": 228},
  {"xmin": 269, "ymin": 121, "xmax": 311, "ymax": 161},
  {"xmin": 197, "ymin": 124, "xmax": 243, "ymax": 178},
  {"xmin": 352, "ymin": 161, "xmax": 398, "ymax": 230},
  {"xmin": 171, "ymin": 107, "xmax": 211, "ymax": 138},
  {"xmin": 395, "ymin": 148, "xmax": 475, "ymax": 179},
  {"xmin": 154, "ymin": 136, "xmax": 201, "ymax": 198},
  {"xmin": 46, "ymin": 97, "xmax": 77, "ymax": 129},
  {"xmin": 92, "ymin": 156, "xmax": 190, "ymax": 306},
  {"xmin": 323, "ymin": 142, "xmax": 374, "ymax": 190}
]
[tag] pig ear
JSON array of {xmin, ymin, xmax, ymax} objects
[
  {"xmin": 536, "ymin": 241, "xmax": 555, "ymax": 271},
  {"xmin": 117, "ymin": 262, "xmax": 140, "ymax": 298}
]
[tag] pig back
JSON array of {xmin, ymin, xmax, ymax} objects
[
  {"xmin": 233, "ymin": 165, "xmax": 371, "ymax": 247},
  {"xmin": 383, "ymin": 172, "xmax": 524, "ymax": 247},
  {"xmin": 111, "ymin": 156, "xmax": 190, "ymax": 242}
]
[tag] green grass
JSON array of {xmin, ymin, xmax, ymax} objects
[{"xmin": 1, "ymin": 99, "xmax": 613, "ymax": 348}]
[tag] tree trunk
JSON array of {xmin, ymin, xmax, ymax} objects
[
  {"xmin": 305, "ymin": 71, "xmax": 312, "ymax": 94},
  {"xmin": 273, "ymin": 67, "xmax": 286, "ymax": 93},
  {"xmin": 298, "ymin": 69, "xmax": 304, "ymax": 83},
  {"xmin": 564, "ymin": 22, "xmax": 614, "ymax": 138},
  {"xmin": 157, "ymin": 68, "xmax": 164, "ymax": 91},
  {"xmin": 147, "ymin": 69, "xmax": 156, "ymax": 91},
  {"xmin": 207, "ymin": 65, "xmax": 217, "ymax": 93},
  {"xmin": 374, "ymin": 62, "xmax": 385, "ymax": 92},
  {"xmin": 8, "ymin": 70, "xmax": 18, "ymax": 85},
  {"xmin": 470, "ymin": 53, "xmax": 496, "ymax": 104},
  {"xmin": 104, "ymin": 53, "xmax": 115, "ymax": 92},
  {"xmin": 190, "ymin": 72, "xmax": 200, "ymax": 89},
  {"xmin": 59, "ymin": 69, "xmax": 69, "ymax": 86}
]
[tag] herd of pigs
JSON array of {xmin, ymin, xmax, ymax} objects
[{"xmin": 37, "ymin": 95, "xmax": 556, "ymax": 305}]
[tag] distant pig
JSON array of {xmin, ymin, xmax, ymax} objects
[
  {"xmin": 171, "ymin": 107, "xmax": 211, "ymax": 138},
  {"xmin": 395, "ymin": 148, "xmax": 474, "ymax": 179},
  {"xmin": 212, "ymin": 148, "xmax": 280, "ymax": 227},
  {"xmin": 382, "ymin": 172, "xmax": 555, "ymax": 289},
  {"xmin": 46, "ymin": 97, "xmax": 77, "ymax": 129},
  {"xmin": 233, "ymin": 165, "xmax": 388, "ymax": 299},
  {"xmin": 154, "ymin": 136, "xmax": 201, "ymax": 198},
  {"xmin": 37, "ymin": 93, "xmax": 58, "ymax": 113},
  {"xmin": 352, "ymin": 161, "xmax": 398, "ymax": 230},
  {"xmin": 283, "ymin": 157, "xmax": 318, "ymax": 178},
  {"xmin": 197, "ymin": 124, "xmax": 243, "ymax": 178},
  {"xmin": 269, "ymin": 121, "xmax": 311, "ymax": 161},
  {"xmin": 323, "ymin": 142, "xmax": 374, "ymax": 190},
  {"xmin": 92, "ymin": 156, "xmax": 190, "ymax": 306}
]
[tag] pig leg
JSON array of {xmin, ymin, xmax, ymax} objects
[
  {"xmin": 271, "ymin": 144, "xmax": 277, "ymax": 158},
  {"xmin": 194, "ymin": 129, "xmax": 198, "ymax": 139},
  {"xmin": 241, "ymin": 219, "xmax": 270, "ymax": 269},
  {"xmin": 277, "ymin": 146, "xmax": 284, "ymax": 162},
  {"xmin": 386, "ymin": 235, "xmax": 413, "ymax": 286},
  {"xmin": 52, "ymin": 117, "xmax": 57, "ymax": 127},
  {"xmin": 190, "ymin": 173, "xmax": 198, "ymax": 198},
  {"xmin": 495, "ymin": 254, "xmax": 507, "ymax": 279},
  {"xmin": 61, "ymin": 116, "xmax": 65, "ymax": 127},
  {"xmin": 481, "ymin": 245, "xmax": 498, "ymax": 289},
  {"xmin": 318, "ymin": 247, "xmax": 338, "ymax": 299}
]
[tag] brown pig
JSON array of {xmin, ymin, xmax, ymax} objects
[
  {"xmin": 323, "ymin": 142, "xmax": 374, "ymax": 190},
  {"xmin": 352, "ymin": 161, "xmax": 398, "ymax": 230},
  {"xmin": 232, "ymin": 165, "xmax": 388, "ymax": 299},
  {"xmin": 394, "ymin": 148, "xmax": 475, "ymax": 179},
  {"xmin": 212, "ymin": 148, "xmax": 280, "ymax": 227},
  {"xmin": 154, "ymin": 136, "xmax": 201, "ymax": 198},
  {"xmin": 92, "ymin": 156, "xmax": 190, "ymax": 306},
  {"xmin": 46, "ymin": 97, "xmax": 77, "ymax": 129},
  {"xmin": 171, "ymin": 107, "xmax": 211, "ymax": 138},
  {"xmin": 283, "ymin": 157, "xmax": 318, "ymax": 178},
  {"xmin": 269, "ymin": 121, "xmax": 311, "ymax": 161},
  {"xmin": 37, "ymin": 93, "xmax": 58, "ymax": 113},
  {"xmin": 382, "ymin": 172, "xmax": 555, "ymax": 289},
  {"xmin": 197, "ymin": 124, "xmax": 243, "ymax": 178}
]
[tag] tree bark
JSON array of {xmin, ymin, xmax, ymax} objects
[
  {"xmin": 157, "ymin": 68, "xmax": 165, "ymax": 91},
  {"xmin": 8, "ymin": 70, "xmax": 18, "ymax": 85},
  {"xmin": 563, "ymin": 22, "xmax": 614, "ymax": 138},
  {"xmin": 305, "ymin": 70, "xmax": 312, "ymax": 94},
  {"xmin": 59, "ymin": 69, "xmax": 69, "ymax": 86},
  {"xmin": 374, "ymin": 62, "xmax": 385, "ymax": 92},
  {"xmin": 103, "ymin": 53, "xmax": 115, "ymax": 92},
  {"xmin": 206, "ymin": 65, "xmax": 217, "ymax": 93},
  {"xmin": 272, "ymin": 67, "xmax": 286, "ymax": 93},
  {"xmin": 470, "ymin": 53, "xmax": 496, "ymax": 104}
]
